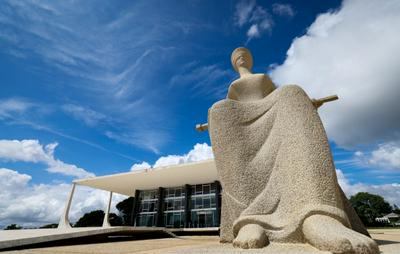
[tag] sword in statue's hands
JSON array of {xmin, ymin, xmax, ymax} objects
[
  {"xmin": 311, "ymin": 95, "xmax": 339, "ymax": 109},
  {"xmin": 195, "ymin": 94, "xmax": 339, "ymax": 132},
  {"xmin": 195, "ymin": 123, "xmax": 208, "ymax": 132}
]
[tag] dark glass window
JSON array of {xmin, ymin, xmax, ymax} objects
[
  {"xmin": 174, "ymin": 199, "xmax": 181, "ymax": 210},
  {"xmin": 137, "ymin": 214, "xmax": 156, "ymax": 227},
  {"xmin": 210, "ymin": 183, "xmax": 216, "ymax": 193},
  {"xmin": 204, "ymin": 197, "xmax": 211, "ymax": 208},
  {"xmin": 142, "ymin": 202, "xmax": 149, "ymax": 212},
  {"xmin": 203, "ymin": 184, "xmax": 210, "ymax": 194},
  {"xmin": 196, "ymin": 197, "xmax": 202, "ymax": 208},
  {"xmin": 211, "ymin": 197, "xmax": 216, "ymax": 208},
  {"xmin": 196, "ymin": 185, "xmax": 202, "ymax": 194}
]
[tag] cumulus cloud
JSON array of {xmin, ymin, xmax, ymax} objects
[
  {"xmin": 270, "ymin": 0, "xmax": 400, "ymax": 148},
  {"xmin": 337, "ymin": 169, "xmax": 400, "ymax": 206},
  {"xmin": 0, "ymin": 168, "xmax": 123, "ymax": 228},
  {"xmin": 0, "ymin": 139, "xmax": 94, "ymax": 178},
  {"xmin": 130, "ymin": 161, "xmax": 151, "ymax": 171},
  {"xmin": 272, "ymin": 3, "xmax": 295, "ymax": 17},
  {"xmin": 129, "ymin": 143, "xmax": 214, "ymax": 170},
  {"xmin": 369, "ymin": 143, "xmax": 400, "ymax": 169},
  {"xmin": 353, "ymin": 141, "xmax": 400, "ymax": 170},
  {"xmin": 154, "ymin": 143, "xmax": 214, "ymax": 168}
]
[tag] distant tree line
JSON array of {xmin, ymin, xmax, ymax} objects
[{"xmin": 349, "ymin": 192, "xmax": 398, "ymax": 227}]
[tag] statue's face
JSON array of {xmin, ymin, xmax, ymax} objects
[
  {"xmin": 235, "ymin": 51, "xmax": 252, "ymax": 71},
  {"xmin": 236, "ymin": 54, "xmax": 246, "ymax": 68}
]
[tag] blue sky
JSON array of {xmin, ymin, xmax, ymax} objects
[{"xmin": 0, "ymin": 0, "xmax": 399, "ymax": 227}]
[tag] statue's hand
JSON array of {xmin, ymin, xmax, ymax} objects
[{"xmin": 312, "ymin": 99, "xmax": 324, "ymax": 109}]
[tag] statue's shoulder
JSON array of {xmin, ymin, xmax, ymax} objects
[
  {"xmin": 229, "ymin": 73, "xmax": 266, "ymax": 92},
  {"xmin": 210, "ymin": 97, "xmax": 238, "ymax": 113}
]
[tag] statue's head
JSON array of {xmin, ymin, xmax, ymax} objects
[{"xmin": 231, "ymin": 47, "xmax": 253, "ymax": 73}]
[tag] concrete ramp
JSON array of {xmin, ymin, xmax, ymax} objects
[{"xmin": 0, "ymin": 226, "xmax": 174, "ymax": 250}]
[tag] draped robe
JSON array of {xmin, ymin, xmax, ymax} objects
[{"xmin": 208, "ymin": 84, "xmax": 368, "ymax": 243}]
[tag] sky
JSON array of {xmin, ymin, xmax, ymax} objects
[{"xmin": 0, "ymin": 0, "xmax": 399, "ymax": 228}]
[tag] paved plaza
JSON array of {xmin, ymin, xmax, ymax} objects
[{"xmin": 1, "ymin": 229, "xmax": 399, "ymax": 254}]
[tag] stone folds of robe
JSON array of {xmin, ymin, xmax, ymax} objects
[{"xmin": 208, "ymin": 85, "xmax": 368, "ymax": 243}]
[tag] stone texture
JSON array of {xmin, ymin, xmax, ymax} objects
[
  {"xmin": 0, "ymin": 227, "xmax": 171, "ymax": 250},
  {"xmin": 207, "ymin": 47, "xmax": 378, "ymax": 253},
  {"xmin": 3, "ymin": 230, "xmax": 399, "ymax": 254}
]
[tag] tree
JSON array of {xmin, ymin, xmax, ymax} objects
[
  {"xmin": 4, "ymin": 224, "xmax": 22, "ymax": 230},
  {"xmin": 393, "ymin": 204, "xmax": 400, "ymax": 214},
  {"xmin": 116, "ymin": 197, "xmax": 135, "ymax": 225},
  {"xmin": 349, "ymin": 192, "xmax": 392, "ymax": 226},
  {"xmin": 40, "ymin": 223, "xmax": 58, "ymax": 228},
  {"xmin": 74, "ymin": 210, "xmax": 123, "ymax": 227}
]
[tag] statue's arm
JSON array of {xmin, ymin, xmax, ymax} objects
[{"xmin": 261, "ymin": 74, "xmax": 276, "ymax": 97}]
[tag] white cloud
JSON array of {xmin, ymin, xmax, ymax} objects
[
  {"xmin": 0, "ymin": 98, "xmax": 138, "ymax": 161},
  {"xmin": 272, "ymin": 3, "xmax": 295, "ymax": 17},
  {"xmin": 0, "ymin": 139, "xmax": 94, "ymax": 178},
  {"xmin": 0, "ymin": 168, "xmax": 124, "ymax": 228},
  {"xmin": 130, "ymin": 161, "xmax": 151, "ymax": 171},
  {"xmin": 169, "ymin": 64, "xmax": 234, "ymax": 98},
  {"xmin": 337, "ymin": 169, "xmax": 400, "ymax": 206},
  {"xmin": 234, "ymin": 0, "xmax": 256, "ymax": 27},
  {"xmin": 62, "ymin": 104, "xmax": 106, "ymax": 127},
  {"xmin": 233, "ymin": 1, "xmax": 274, "ymax": 42},
  {"xmin": 354, "ymin": 142, "xmax": 400, "ymax": 170},
  {"xmin": 105, "ymin": 130, "xmax": 169, "ymax": 155},
  {"xmin": 154, "ymin": 143, "xmax": 214, "ymax": 168},
  {"xmin": 0, "ymin": 1, "xmax": 184, "ymax": 154},
  {"xmin": 247, "ymin": 24, "xmax": 260, "ymax": 38},
  {"xmin": 0, "ymin": 98, "xmax": 33, "ymax": 118},
  {"xmin": 250, "ymin": 6, "xmax": 273, "ymax": 31},
  {"xmin": 129, "ymin": 143, "xmax": 214, "ymax": 170},
  {"xmin": 369, "ymin": 143, "xmax": 400, "ymax": 169},
  {"xmin": 270, "ymin": 0, "xmax": 400, "ymax": 148}
]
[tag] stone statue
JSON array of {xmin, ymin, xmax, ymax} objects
[{"xmin": 206, "ymin": 47, "xmax": 379, "ymax": 253}]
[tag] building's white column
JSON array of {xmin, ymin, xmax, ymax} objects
[
  {"xmin": 102, "ymin": 191, "xmax": 113, "ymax": 228},
  {"xmin": 58, "ymin": 183, "xmax": 76, "ymax": 229}
]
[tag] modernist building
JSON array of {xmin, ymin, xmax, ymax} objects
[
  {"xmin": 58, "ymin": 160, "xmax": 221, "ymax": 229},
  {"xmin": 134, "ymin": 182, "xmax": 221, "ymax": 228}
]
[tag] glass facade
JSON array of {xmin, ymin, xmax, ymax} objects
[
  {"xmin": 135, "ymin": 189, "xmax": 158, "ymax": 227},
  {"xmin": 163, "ymin": 187, "xmax": 185, "ymax": 228},
  {"xmin": 134, "ymin": 182, "xmax": 220, "ymax": 228},
  {"xmin": 189, "ymin": 183, "xmax": 218, "ymax": 228}
]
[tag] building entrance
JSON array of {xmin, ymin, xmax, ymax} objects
[{"xmin": 191, "ymin": 209, "xmax": 215, "ymax": 228}]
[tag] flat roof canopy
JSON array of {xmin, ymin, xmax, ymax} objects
[{"xmin": 74, "ymin": 160, "xmax": 218, "ymax": 196}]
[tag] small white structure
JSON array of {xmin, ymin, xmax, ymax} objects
[{"xmin": 375, "ymin": 213, "xmax": 400, "ymax": 224}]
